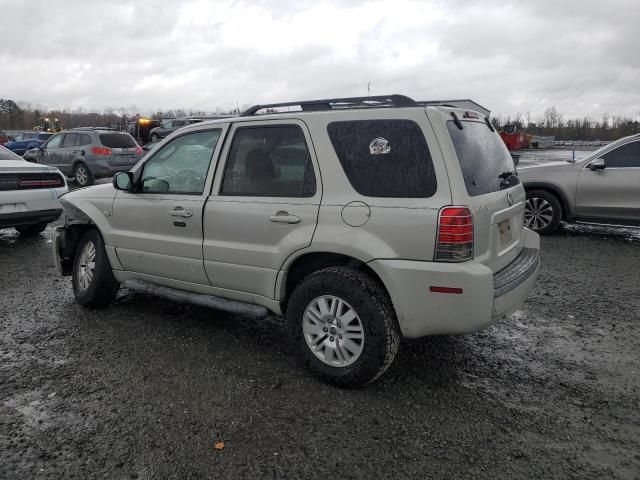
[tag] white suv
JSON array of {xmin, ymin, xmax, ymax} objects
[{"xmin": 52, "ymin": 95, "xmax": 540, "ymax": 386}]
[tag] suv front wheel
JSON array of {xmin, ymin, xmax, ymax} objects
[
  {"xmin": 72, "ymin": 229, "xmax": 119, "ymax": 308},
  {"xmin": 286, "ymin": 267, "xmax": 400, "ymax": 387}
]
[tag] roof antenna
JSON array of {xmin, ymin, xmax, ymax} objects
[{"xmin": 367, "ymin": 81, "xmax": 371, "ymax": 96}]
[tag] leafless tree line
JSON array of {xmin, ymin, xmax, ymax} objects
[
  {"xmin": 490, "ymin": 106, "xmax": 640, "ymax": 141},
  {"xmin": 1, "ymin": 99, "xmax": 638, "ymax": 141},
  {"xmin": 0, "ymin": 99, "xmax": 245, "ymax": 132}
]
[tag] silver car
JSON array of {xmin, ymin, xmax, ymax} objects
[
  {"xmin": 32, "ymin": 128, "xmax": 143, "ymax": 187},
  {"xmin": 51, "ymin": 95, "xmax": 540, "ymax": 386},
  {"xmin": 519, "ymin": 133, "xmax": 640, "ymax": 234}
]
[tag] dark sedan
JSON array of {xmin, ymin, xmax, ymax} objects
[{"xmin": 5, "ymin": 132, "xmax": 54, "ymax": 156}]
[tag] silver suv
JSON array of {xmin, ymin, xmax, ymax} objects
[
  {"xmin": 520, "ymin": 133, "xmax": 640, "ymax": 234},
  {"xmin": 33, "ymin": 128, "xmax": 143, "ymax": 187},
  {"xmin": 52, "ymin": 95, "xmax": 540, "ymax": 386}
]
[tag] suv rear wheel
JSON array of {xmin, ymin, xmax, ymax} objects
[
  {"xmin": 525, "ymin": 189, "xmax": 562, "ymax": 234},
  {"xmin": 72, "ymin": 229, "xmax": 119, "ymax": 308},
  {"xmin": 74, "ymin": 162, "xmax": 93, "ymax": 187},
  {"xmin": 286, "ymin": 267, "xmax": 400, "ymax": 387}
]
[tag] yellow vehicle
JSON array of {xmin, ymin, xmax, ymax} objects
[{"xmin": 34, "ymin": 117, "xmax": 63, "ymax": 133}]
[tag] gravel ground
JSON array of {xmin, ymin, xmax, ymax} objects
[{"xmin": 1, "ymin": 222, "xmax": 639, "ymax": 480}]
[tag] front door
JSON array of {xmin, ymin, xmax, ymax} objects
[
  {"xmin": 39, "ymin": 133, "xmax": 64, "ymax": 170},
  {"xmin": 110, "ymin": 127, "xmax": 226, "ymax": 285},
  {"xmin": 576, "ymin": 140, "xmax": 640, "ymax": 222},
  {"xmin": 203, "ymin": 121, "xmax": 321, "ymax": 300}
]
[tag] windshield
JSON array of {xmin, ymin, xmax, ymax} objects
[
  {"xmin": 0, "ymin": 146, "xmax": 22, "ymax": 160},
  {"xmin": 447, "ymin": 120, "xmax": 518, "ymax": 196}
]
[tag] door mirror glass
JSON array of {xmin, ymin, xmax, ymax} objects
[
  {"xmin": 588, "ymin": 158, "xmax": 606, "ymax": 171},
  {"xmin": 113, "ymin": 171, "xmax": 133, "ymax": 191}
]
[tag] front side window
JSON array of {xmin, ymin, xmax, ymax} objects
[
  {"xmin": 141, "ymin": 130, "xmax": 221, "ymax": 194},
  {"xmin": 45, "ymin": 134, "xmax": 62, "ymax": 149},
  {"xmin": 220, "ymin": 125, "xmax": 316, "ymax": 197},
  {"xmin": 602, "ymin": 141, "xmax": 640, "ymax": 168},
  {"xmin": 327, "ymin": 119, "xmax": 437, "ymax": 197}
]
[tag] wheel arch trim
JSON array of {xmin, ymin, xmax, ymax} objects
[{"xmin": 523, "ymin": 181, "xmax": 573, "ymax": 219}]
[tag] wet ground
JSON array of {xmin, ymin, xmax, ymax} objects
[{"xmin": 1, "ymin": 219, "xmax": 639, "ymax": 479}]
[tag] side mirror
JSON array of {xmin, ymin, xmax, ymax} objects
[
  {"xmin": 588, "ymin": 158, "xmax": 606, "ymax": 171},
  {"xmin": 113, "ymin": 171, "xmax": 134, "ymax": 191},
  {"xmin": 511, "ymin": 153, "xmax": 520, "ymax": 166}
]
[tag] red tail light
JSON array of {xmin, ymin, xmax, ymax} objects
[
  {"xmin": 135, "ymin": 146, "xmax": 143, "ymax": 155},
  {"xmin": 435, "ymin": 206, "xmax": 474, "ymax": 262},
  {"xmin": 19, "ymin": 178, "xmax": 64, "ymax": 188},
  {"xmin": 91, "ymin": 147, "xmax": 112, "ymax": 155}
]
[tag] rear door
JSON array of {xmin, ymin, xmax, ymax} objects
[
  {"xmin": 203, "ymin": 120, "xmax": 321, "ymax": 299},
  {"xmin": 59, "ymin": 133, "xmax": 78, "ymax": 174},
  {"xmin": 110, "ymin": 127, "xmax": 226, "ymax": 284},
  {"xmin": 429, "ymin": 109, "xmax": 525, "ymax": 273},
  {"xmin": 576, "ymin": 140, "xmax": 640, "ymax": 222}
]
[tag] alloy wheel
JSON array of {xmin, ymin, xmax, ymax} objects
[
  {"xmin": 76, "ymin": 241, "xmax": 96, "ymax": 291},
  {"xmin": 525, "ymin": 197, "xmax": 554, "ymax": 230},
  {"xmin": 302, "ymin": 295, "xmax": 365, "ymax": 367},
  {"xmin": 76, "ymin": 166, "xmax": 88, "ymax": 185}
]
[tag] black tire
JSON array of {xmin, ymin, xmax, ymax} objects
[
  {"xmin": 286, "ymin": 267, "xmax": 400, "ymax": 387},
  {"xmin": 525, "ymin": 189, "xmax": 563, "ymax": 234},
  {"xmin": 15, "ymin": 222, "xmax": 48, "ymax": 236},
  {"xmin": 74, "ymin": 162, "xmax": 93, "ymax": 187},
  {"xmin": 72, "ymin": 229, "xmax": 119, "ymax": 308}
]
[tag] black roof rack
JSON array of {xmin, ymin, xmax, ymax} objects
[{"xmin": 241, "ymin": 94, "xmax": 417, "ymax": 116}]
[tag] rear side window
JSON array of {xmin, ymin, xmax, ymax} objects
[
  {"xmin": 327, "ymin": 120, "xmax": 436, "ymax": 197},
  {"xmin": 447, "ymin": 120, "xmax": 517, "ymax": 196},
  {"xmin": 62, "ymin": 133, "xmax": 78, "ymax": 147},
  {"xmin": 78, "ymin": 134, "xmax": 92, "ymax": 146},
  {"xmin": 99, "ymin": 133, "xmax": 137, "ymax": 148},
  {"xmin": 602, "ymin": 141, "xmax": 640, "ymax": 168}
]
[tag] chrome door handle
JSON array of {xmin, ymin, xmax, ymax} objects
[
  {"xmin": 269, "ymin": 212, "xmax": 301, "ymax": 224},
  {"xmin": 169, "ymin": 208, "xmax": 193, "ymax": 218}
]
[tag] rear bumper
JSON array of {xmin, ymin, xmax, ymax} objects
[
  {"xmin": 0, "ymin": 208, "xmax": 62, "ymax": 228},
  {"xmin": 368, "ymin": 228, "xmax": 540, "ymax": 338}
]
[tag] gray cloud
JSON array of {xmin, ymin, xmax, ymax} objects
[{"xmin": 0, "ymin": 0, "xmax": 637, "ymax": 119}]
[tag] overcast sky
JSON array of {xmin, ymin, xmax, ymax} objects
[{"xmin": 1, "ymin": 0, "xmax": 638, "ymax": 119}]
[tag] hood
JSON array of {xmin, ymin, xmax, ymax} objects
[{"xmin": 60, "ymin": 182, "xmax": 116, "ymax": 201}]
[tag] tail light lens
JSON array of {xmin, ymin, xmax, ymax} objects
[
  {"xmin": 91, "ymin": 147, "xmax": 112, "ymax": 155},
  {"xmin": 435, "ymin": 206, "xmax": 474, "ymax": 262},
  {"xmin": 135, "ymin": 146, "xmax": 143, "ymax": 155}
]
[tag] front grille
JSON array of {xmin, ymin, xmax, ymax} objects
[
  {"xmin": 493, "ymin": 247, "xmax": 539, "ymax": 298},
  {"xmin": 0, "ymin": 172, "xmax": 65, "ymax": 191}
]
